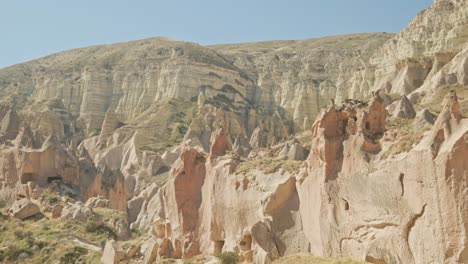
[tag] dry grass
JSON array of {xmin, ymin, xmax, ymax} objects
[
  {"xmin": 385, "ymin": 117, "xmax": 413, "ymax": 131},
  {"xmin": 235, "ymin": 158, "xmax": 303, "ymax": 175},
  {"xmin": 273, "ymin": 255, "xmax": 366, "ymax": 264},
  {"xmin": 424, "ymin": 84, "xmax": 468, "ymax": 114},
  {"xmin": 121, "ymin": 98, "xmax": 196, "ymax": 156},
  {"xmin": 382, "ymin": 117, "xmax": 429, "ymax": 158},
  {"xmin": 0, "ymin": 214, "xmax": 102, "ymax": 263},
  {"xmin": 0, "ymin": 196, "xmax": 135, "ymax": 263}
]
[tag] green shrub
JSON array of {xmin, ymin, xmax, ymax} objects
[
  {"xmin": 60, "ymin": 246, "xmax": 88, "ymax": 264},
  {"xmin": 85, "ymin": 222, "xmax": 116, "ymax": 239},
  {"xmin": 0, "ymin": 245, "xmax": 33, "ymax": 262},
  {"xmin": 14, "ymin": 230, "xmax": 33, "ymax": 240},
  {"xmin": 216, "ymin": 252, "xmax": 239, "ymax": 264}
]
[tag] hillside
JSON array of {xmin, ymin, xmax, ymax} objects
[{"xmin": 0, "ymin": 0, "xmax": 468, "ymax": 263}]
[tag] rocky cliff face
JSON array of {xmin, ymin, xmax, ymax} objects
[
  {"xmin": 0, "ymin": 33, "xmax": 392, "ymax": 136},
  {"xmin": 0, "ymin": 0, "xmax": 468, "ymax": 263}
]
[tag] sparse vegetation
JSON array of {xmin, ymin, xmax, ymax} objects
[
  {"xmin": 128, "ymin": 99, "xmax": 196, "ymax": 156},
  {"xmin": 236, "ymin": 158, "xmax": 303, "ymax": 175},
  {"xmin": 43, "ymin": 192, "xmax": 61, "ymax": 205},
  {"xmin": 424, "ymin": 84, "xmax": 468, "ymax": 114},
  {"xmin": 0, "ymin": 203, "xmax": 130, "ymax": 263},
  {"xmin": 273, "ymin": 255, "xmax": 366, "ymax": 264},
  {"xmin": 383, "ymin": 117, "xmax": 430, "ymax": 158},
  {"xmin": 0, "ymin": 198, "xmax": 6, "ymax": 209},
  {"xmin": 60, "ymin": 246, "xmax": 88, "ymax": 264},
  {"xmin": 385, "ymin": 117, "xmax": 413, "ymax": 131},
  {"xmin": 216, "ymin": 251, "xmax": 239, "ymax": 264}
]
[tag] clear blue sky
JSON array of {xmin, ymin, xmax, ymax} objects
[{"xmin": 1, "ymin": 0, "xmax": 433, "ymax": 68}]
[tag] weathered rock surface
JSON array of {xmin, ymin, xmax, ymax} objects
[
  {"xmin": 0, "ymin": 1, "xmax": 467, "ymax": 263},
  {"xmin": 414, "ymin": 109, "xmax": 436, "ymax": 128},
  {"xmin": 60, "ymin": 202, "xmax": 95, "ymax": 221},
  {"xmin": 8, "ymin": 198, "xmax": 40, "ymax": 220},
  {"xmin": 101, "ymin": 240, "xmax": 126, "ymax": 264},
  {"xmin": 392, "ymin": 96, "xmax": 417, "ymax": 119}
]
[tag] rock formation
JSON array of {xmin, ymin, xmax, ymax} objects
[
  {"xmin": 8, "ymin": 198, "xmax": 41, "ymax": 220},
  {"xmin": 0, "ymin": 1, "xmax": 467, "ymax": 263},
  {"xmin": 392, "ymin": 96, "xmax": 417, "ymax": 119}
]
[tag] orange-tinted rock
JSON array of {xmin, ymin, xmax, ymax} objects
[
  {"xmin": 209, "ymin": 128, "xmax": 231, "ymax": 163},
  {"xmin": 51, "ymin": 204, "xmax": 63, "ymax": 219},
  {"xmin": 152, "ymin": 221, "xmax": 166, "ymax": 239},
  {"xmin": 83, "ymin": 166, "xmax": 127, "ymax": 212},
  {"xmin": 167, "ymin": 147, "xmax": 206, "ymax": 234},
  {"xmin": 309, "ymin": 106, "xmax": 349, "ymax": 181},
  {"xmin": 158, "ymin": 238, "xmax": 174, "ymax": 258}
]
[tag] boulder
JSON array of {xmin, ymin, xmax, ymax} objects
[
  {"xmin": 413, "ymin": 108, "xmax": 436, "ymax": 128},
  {"xmin": 142, "ymin": 238, "xmax": 159, "ymax": 264},
  {"xmin": 8, "ymin": 199, "xmax": 41, "ymax": 220},
  {"xmin": 61, "ymin": 202, "xmax": 95, "ymax": 221},
  {"xmin": 85, "ymin": 196, "xmax": 109, "ymax": 208},
  {"xmin": 126, "ymin": 244, "xmax": 140, "ymax": 258},
  {"xmin": 101, "ymin": 240, "xmax": 126, "ymax": 264},
  {"xmin": 392, "ymin": 96, "xmax": 416, "ymax": 118},
  {"xmin": 51, "ymin": 204, "xmax": 63, "ymax": 219},
  {"xmin": 115, "ymin": 219, "xmax": 132, "ymax": 241},
  {"xmin": 278, "ymin": 140, "xmax": 306, "ymax": 160}
]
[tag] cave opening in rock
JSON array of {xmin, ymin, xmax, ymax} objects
[
  {"xmin": 342, "ymin": 198, "xmax": 350, "ymax": 211},
  {"xmin": 47, "ymin": 176, "xmax": 63, "ymax": 183}
]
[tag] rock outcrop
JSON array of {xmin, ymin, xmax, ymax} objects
[
  {"xmin": 101, "ymin": 240, "xmax": 126, "ymax": 264},
  {"xmin": 8, "ymin": 198, "xmax": 41, "ymax": 220},
  {"xmin": 0, "ymin": 1, "xmax": 467, "ymax": 263},
  {"xmin": 392, "ymin": 96, "xmax": 417, "ymax": 119}
]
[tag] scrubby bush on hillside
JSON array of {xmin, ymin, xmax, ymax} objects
[{"xmin": 216, "ymin": 252, "xmax": 239, "ymax": 264}]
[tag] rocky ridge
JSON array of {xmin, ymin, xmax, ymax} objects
[{"xmin": 0, "ymin": 0, "xmax": 467, "ymax": 263}]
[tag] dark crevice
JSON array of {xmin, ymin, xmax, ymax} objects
[
  {"xmin": 342, "ymin": 198, "xmax": 350, "ymax": 211},
  {"xmin": 399, "ymin": 173, "xmax": 405, "ymax": 197},
  {"xmin": 47, "ymin": 176, "xmax": 63, "ymax": 183},
  {"xmin": 405, "ymin": 204, "xmax": 427, "ymax": 241}
]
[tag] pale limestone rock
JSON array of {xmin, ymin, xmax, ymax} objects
[
  {"xmin": 0, "ymin": 109, "xmax": 19, "ymax": 141},
  {"xmin": 142, "ymin": 238, "xmax": 159, "ymax": 264},
  {"xmin": 100, "ymin": 111, "xmax": 124, "ymax": 140},
  {"xmin": 197, "ymin": 91, "xmax": 206, "ymax": 106},
  {"xmin": 101, "ymin": 240, "xmax": 126, "ymax": 264},
  {"xmin": 61, "ymin": 202, "xmax": 93, "ymax": 221},
  {"xmin": 8, "ymin": 198, "xmax": 40, "ymax": 220},
  {"xmin": 85, "ymin": 196, "xmax": 109, "ymax": 208},
  {"xmin": 130, "ymin": 185, "xmax": 163, "ymax": 231}
]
